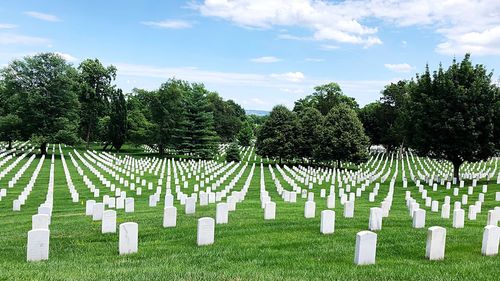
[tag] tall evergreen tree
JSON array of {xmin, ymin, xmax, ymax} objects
[
  {"xmin": 237, "ymin": 119, "xmax": 254, "ymax": 146},
  {"xmin": 183, "ymin": 83, "xmax": 219, "ymax": 159}
]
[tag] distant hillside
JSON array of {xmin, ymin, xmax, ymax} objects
[{"xmin": 245, "ymin": 109, "xmax": 270, "ymax": 116}]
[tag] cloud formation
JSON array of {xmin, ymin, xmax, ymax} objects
[
  {"xmin": 384, "ymin": 63, "xmax": 414, "ymax": 73},
  {"xmin": 0, "ymin": 33, "xmax": 50, "ymax": 45},
  {"xmin": 250, "ymin": 56, "xmax": 281, "ymax": 63},
  {"xmin": 141, "ymin": 19, "xmax": 193, "ymax": 29},
  {"xmin": 195, "ymin": 0, "xmax": 500, "ymax": 55},
  {"xmin": 25, "ymin": 11, "xmax": 61, "ymax": 22}
]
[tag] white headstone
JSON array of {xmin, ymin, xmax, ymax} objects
[
  {"xmin": 27, "ymin": 229, "xmax": 50, "ymax": 262},
  {"xmin": 453, "ymin": 209, "xmax": 465, "ymax": 228},
  {"xmin": 85, "ymin": 200, "xmax": 96, "ymax": 216},
  {"xmin": 32, "ymin": 214, "xmax": 50, "ymax": 230},
  {"xmin": 304, "ymin": 201, "xmax": 316, "ymax": 218},
  {"xmin": 320, "ymin": 210, "xmax": 335, "ymax": 234},
  {"xmin": 264, "ymin": 201, "xmax": 276, "ymax": 220},
  {"xmin": 125, "ymin": 198, "xmax": 134, "ymax": 213},
  {"xmin": 354, "ymin": 231, "xmax": 377, "ymax": 265},
  {"xmin": 344, "ymin": 201, "xmax": 354, "ymax": 218},
  {"xmin": 163, "ymin": 206, "xmax": 177, "ymax": 228},
  {"xmin": 216, "ymin": 203, "xmax": 229, "ymax": 224},
  {"xmin": 441, "ymin": 204, "xmax": 450, "ymax": 219},
  {"xmin": 413, "ymin": 209, "xmax": 426, "ymax": 229},
  {"xmin": 102, "ymin": 210, "xmax": 117, "ymax": 233},
  {"xmin": 119, "ymin": 222, "xmax": 138, "ymax": 255},
  {"xmin": 185, "ymin": 197, "xmax": 196, "ymax": 214},
  {"xmin": 468, "ymin": 205, "xmax": 477, "ymax": 220},
  {"xmin": 92, "ymin": 203, "xmax": 104, "ymax": 221},
  {"xmin": 164, "ymin": 194, "xmax": 174, "ymax": 207},
  {"xmin": 481, "ymin": 225, "xmax": 500, "ymax": 256},
  {"xmin": 197, "ymin": 217, "xmax": 215, "ymax": 246},
  {"xmin": 426, "ymin": 226, "xmax": 446, "ymax": 260},
  {"xmin": 368, "ymin": 207, "xmax": 382, "ymax": 231}
]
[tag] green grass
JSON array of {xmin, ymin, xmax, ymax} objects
[{"xmin": 0, "ymin": 146, "xmax": 498, "ymax": 281}]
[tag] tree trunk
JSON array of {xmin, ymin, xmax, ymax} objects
[
  {"xmin": 158, "ymin": 143, "xmax": 164, "ymax": 156},
  {"xmin": 102, "ymin": 142, "xmax": 109, "ymax": 151},
  {"xmin": 40, "ymin": 142, "xmax": 47, "ymax": 155},
  {"xmin": 86, "ymin": 126, "xmax": 91, "ymax": 149},
  {"xmin": 8, "ymin": 139, "xmax": 12, "ymax": 150},
  {"xmin": 452, "ymin": 160, "xmax": 462, "ymax": 181},
  {"xmin": 337, "ymin": 159, "xmax": 341, "ymax": 169}
]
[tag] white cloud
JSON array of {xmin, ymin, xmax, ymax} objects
[
  {"xmin": 116, "ymin": 63, "xmax": 272, "ymax": 86},
  {"xmin": 0, "ymin": 33, "xmax": 50, "ymax": 45},
  {"xmin": 55, "ymin": 52, "xmax": 78, "ymax": 62},
  {"xmin": 384, "ymin": 63, "xmax": 414, "ymax": 73},
  {"xmin": 113, "ymin": 61, "xmax": 393, "ymax": 109},
  {"xmin": 305, "ymin": 58, "xmax": 324, "ymax": 62},
  {"xmin": 277, "ymin": 34, "xmax": 310, "ymax": 41},
  {"xmin": 280, "ymin": 87, "xmax": 305, "ymax": 94},
  {"xmin": 0, "ymin": 23, "xmax": 17, "ymax": 29},
  {"xmin": 25, "ymin": 11, "xmax": 60, "ymax": 22},
  {"xmin": 194, "ymin": 0, "xmax": 382, "ymax": 47},
  {"xmin": 141, "ymin": 19, "xmax": 193, "ymax": 29},
  {"xmin": 195, "ymin": 0, "xmax": 500, "ymax": 55},
  {"xmin": 250, "ymin": 56, "xmax": 281, "ymax": 63},
  {"xmin": 270, "ymin": 72, "xmax": 305, "ymax": 82},
  {"xmin": 436, "ymin": 26, "xmax": 500, "ymax": 55},
  {"xmin": 320, "ymin": 44, "xmax": 339, "ymax": 51}
]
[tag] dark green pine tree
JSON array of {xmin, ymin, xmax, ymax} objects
[
  {"xmin": 183, "ymin": 84, "xmax": 219, "ymax": 159},
  {"xmin": 225, "ymin": 142, "xmax": 241, "ymax": 162},
  {"xmin": 108, "ymin": 89, "xmax": 128, "ymax": 151}
]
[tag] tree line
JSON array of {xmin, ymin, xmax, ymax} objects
[
  {"xmin": 256, "ymin": 54, "xmax": 499, "ymax": 179},
  {"xmin": 256, "ymin": 82, "xmax": 369, "ymax": 167},
  {"xmin": 359, "ymin": 54, "xmax": 499, "ymax": 178},
  {"xmin": 0, "ymin": 53, "xmax": 253, "ymax": 158}
]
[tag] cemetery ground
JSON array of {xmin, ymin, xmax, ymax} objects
[{"xmin": 0, "ymin": 144, "xmax": 499, "ymax": 280}]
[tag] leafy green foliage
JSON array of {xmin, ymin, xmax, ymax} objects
[
  {"xmin": 0, "ymin": 114, "xmax": 21, "ymax": 149},
  {"xmin": 107, "ymin": 89, "xmax": 128, "ymax": 151},
  {"xmin": 256, "ymin": 105, "xmax": 298, "ymax": 163},
  {"xmin": 77, "ymin": 59, "xmax": 117, "ymax": 147},
  {"xmin": 294, "ymin": 82, "xmax": 358, "ymax": 115},
  {"xmin": 149, "ymin": 79, "xmax": 189, "ymax": 155},
  {"xmin": 407, "ymin": 54, "xmax": 498, "ymax": 178},
  {"xmin": 358, "ymin": 101, "xmax": 384, "ymax": 146},
  {"xmin": 225, "ymin": 142, "xmax": 241, "ymax": 162},
  {"xmin": 207, "ymin": 92, "xmax": 246, "ymax": 142},
  {"xmin": 1, "ymin": 53, "xmax": 80, "ymax": 154},
  {"xmin": 237, "ymin": 119, "xmax": 253, "ymax": 146},
  {"xmin": 317, "ymin": 104, "xmax": 369, "ymax": 167},
  {"xmin": 183, "ymin": 83, "xmax": 219, "ymax": 159},
  {"xmin": 296, "ymin": 107, "xmax": 323, "ymax": 161},
  {"xmin": 126, "ymin": 89, "xmax": 155, "ymax": 146}
]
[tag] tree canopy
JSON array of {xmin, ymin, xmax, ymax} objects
[
  {"xmin": 1, "ymin": 53, "xmax": 80, "ymax": 154},
  {"xmin": 294, "ymin": 82, "xmax": 358, "ymax": 115},
  {"xmin": 406, "ymin": 54, "xmax": 498, "ymax": 179}
]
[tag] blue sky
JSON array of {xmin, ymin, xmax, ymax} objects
[{"xmin": 1, "ymin": 0, "xmax": 499, "ymax": 110}]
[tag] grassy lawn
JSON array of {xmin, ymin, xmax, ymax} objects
[{"xmin": 0, "ymin": 146, "xmax": 498, "ymax": 281}]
